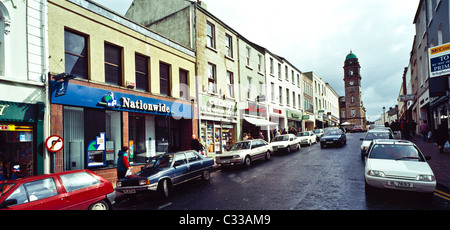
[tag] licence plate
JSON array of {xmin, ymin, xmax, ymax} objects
[
  {"xmin": 326, "ymin": 141, "xmax": 334, "ymax": 144},
  {"xmin": 388, "ymin": 181, "xmax": 413, "ymax": 188},
  {"xmin": 123, "ymin": 189, "xmax": 136, "ymax": 194},
  {"xmin": 222, "ymin": 160, "xmax": 230, "ymax": 163}
]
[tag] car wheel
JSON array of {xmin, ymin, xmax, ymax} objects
[
  {"xmin": 265, "ymin": 151, "xmax": 271, "ymax": 160},
  {"xmin": 309, "ymin": 140, "xmax": 312, "ymax": 146},
  {"xmin": 296, "ymin": 144, "xmax": 300, "ymax": 150},
  {"xmin": 287, "ymin": 146, "xmax": 291, "ymax": 153},
  {"xmin": 201, "ymin": 169, "xmax": 211, "ymax": 182},
  {"xmin": 89, "ymin": 200, "xmax": 109, "ymax": 210},
  {"xmin": 158, "ymin": 179, "xmax": 171, "ymax": 198},
  {"xmin": 244, "ymin": 156, "xmax": 251, "ymax": 167}
]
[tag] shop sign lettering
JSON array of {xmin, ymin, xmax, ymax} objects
[
  {"xmin": 121, "ymin": 98, "xmax": 170, "ymax": 113},
  {"xmin": 200, "ymin": 97, "xmax": 236, "ymax": 117}
]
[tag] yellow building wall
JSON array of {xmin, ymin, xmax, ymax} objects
[{"xmin": 48, "ymin": 0, "xmax": 196, "ymax": 99}]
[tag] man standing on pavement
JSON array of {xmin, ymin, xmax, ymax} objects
[{"xmin": 191, "ymin": 134, "xmax": 202, "ymax": 152}]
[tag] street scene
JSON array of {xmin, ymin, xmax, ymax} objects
[
  {"xmin": 113, "ymin": 132, "xmax": 450, "ymax": 210},
  {"xmin": 2, "ymin": 0, "xmax": 450, "ymax": 218}
]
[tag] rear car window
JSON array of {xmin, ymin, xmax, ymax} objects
[{"xmin": 60, "ymin": 172, "xmax": 100, "ymax": 192}]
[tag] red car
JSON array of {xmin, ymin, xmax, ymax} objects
[{"xmin": 0, "ymin": 169, "xmax": 115, "ymax": 210}]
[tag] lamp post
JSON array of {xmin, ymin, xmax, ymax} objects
[{"xmin": 382, "ymin": 106, "xmax": 386, "ymax": 126}]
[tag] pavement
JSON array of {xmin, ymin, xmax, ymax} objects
[{"xmin": 411, "ymin": 135, "xmax": 450, "ymax": 190}]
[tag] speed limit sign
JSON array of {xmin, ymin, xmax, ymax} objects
[{"xmin": 45, "ymin": 135, "xmax": 64, "ymax": 153}]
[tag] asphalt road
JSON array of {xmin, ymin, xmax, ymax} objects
[{"xmin": 113, "ymin": 133, "xmax": 450, "ymax": 210}]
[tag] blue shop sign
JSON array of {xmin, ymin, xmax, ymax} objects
[{"xmin": 51, "ymin": 81, "xmax": 192, "ymax": 119}]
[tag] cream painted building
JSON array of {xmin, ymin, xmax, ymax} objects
[{"xmin": 48, "ymin": 0, "xmax": 196, "ymax": 184}]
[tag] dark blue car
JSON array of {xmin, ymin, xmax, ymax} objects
[
  {"xmin": 115, "ymin": 150, "xmax": 214, "ymax": 198},
  {"xmin": 320, "ymin": 129, "xmax": 347, "ymax": 148}
]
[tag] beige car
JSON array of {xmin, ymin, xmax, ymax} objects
[{"xmin": 215, "ymin": 139, "xmax": 272, "ymax": 168}]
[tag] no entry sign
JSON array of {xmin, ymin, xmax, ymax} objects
[{"xmin": 45, "ymin": 135, "xmax": 64, "ymax": 153}]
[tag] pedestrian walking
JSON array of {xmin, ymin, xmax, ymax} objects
[
  {"xmin": 117, "ymin": 146, "xmax": 131, "ymax": 179},
  {"xmin": 419, "ymin": 120, "xmax": 430, "ymax": 142},
  {"xmin": 258, "ymin": 132, "xmax": 264, "ymax": 140},
  {"xmin": 435, "ymin": 123, "xmax": 449, "ymax": 153}
]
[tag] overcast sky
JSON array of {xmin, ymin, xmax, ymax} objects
[{"xmin": 92, "ymin": 0, "xmax": 420, "ymax": 121}]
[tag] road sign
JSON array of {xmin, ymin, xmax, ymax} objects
[{"xmin": 45, "ymin": 135, "xmax": 64, "ymax": 153}]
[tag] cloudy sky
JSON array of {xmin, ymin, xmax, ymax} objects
[{"xmin": 93, "ymin": 0, "xmax": 420, "ymax": 121}]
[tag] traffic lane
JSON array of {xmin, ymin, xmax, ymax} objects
[{"xmin": 113, "ymin": 132, "xmax": 450, "ymax": 210}]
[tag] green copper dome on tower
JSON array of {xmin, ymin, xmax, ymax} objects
[{"xmin": 345, "ymin": 51, "xmax": 357, "ymax": 60}]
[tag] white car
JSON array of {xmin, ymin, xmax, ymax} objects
[
  {"xmin": 296, "ymin": 131, "xmax": 317, "ymax": 146},
  {"xmin": 360, "ymin": 129, "xmax": 394, "ymax": 158},
  {"xmin": 215, "ymin": 139, "xmax": 271, "ymax": 168},
  {"xmin": 270, "ymin": 134, "xmax": 300, "ymax": 154},
  {"xmin": 364, "ymin": 139, "xmax": 436, "ymax": 196}
]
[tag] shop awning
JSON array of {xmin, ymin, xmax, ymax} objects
[{"xmin": 244, "ymin": 117, "xmax": 278, "ymax": 126}]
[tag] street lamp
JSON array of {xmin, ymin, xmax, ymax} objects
[{"xmin": 382, "ymin": 106, "xmax": 386, "ymax": 126}]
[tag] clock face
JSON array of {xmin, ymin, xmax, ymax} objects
[{"xmin": 349, "ymin": 81, "xmax": 354, "ymax": 85}]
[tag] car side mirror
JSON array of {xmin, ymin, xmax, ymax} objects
[
  {"xmin": 360, "ymin": 138, "xmax": 364, "ymax": 141},
  {"xmin": 425, "ymin": 156, "xmax": 432, "ymax": 160},
  {"xmin": 0, "ymin": 199, "xmax": 17, "ymax": 208}
]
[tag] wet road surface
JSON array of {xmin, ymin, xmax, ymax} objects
[{"xmin": 113, "ymin": 133, "xmax": 450, "ymax": 210}]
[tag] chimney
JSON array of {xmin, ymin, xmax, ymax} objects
[{"xmin": 197, "ymin": 0, "xmax": 207, "ymax": 9}]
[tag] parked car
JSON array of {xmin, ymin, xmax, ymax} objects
[
  {"xmin": 364, "ymin": 139, "xmax": 436, "ymax": 197},
  {"xmin": 0, "ymin": 169, "xmax": 115, "ymax": 210},
  {"xmin": 116, "ymin": 150, "xmax": 214, "ymax": 198},
  {"xmin": 216, "ymin": 139, "xmax": 271, "ymax": 168},
  {"xmin": 360, "ymin": 129, "xmax": 394, "ymax": 158},
  {"xmin": 270, "ymin": 134, "xmax": 300, "ymax": 154},
  {"xmin": 313, "ymin": 129, "xmax": 324, "ymax": 141},
  {"xmin": 320, "ymin": 129, "xmax": 346, "ymax": 148},
  {"xmin": 351, "ymin": 125, "xmax": 364, "ymax": 133},
  {"xmin": 296, "ymin": 131, "xmax": 317, "ymax": 146}
]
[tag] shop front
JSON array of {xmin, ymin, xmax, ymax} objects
[
  {"xmin": 302, "ymin": 114, "xmax": 315, "ymax": 131},
  {"xmin": 286, "ymin": 109, "xmax": 302, "ymax": 133},
  {"xmin": 241, "ymin": 101, "xmax": 276, "ymax": 141},
  {"xmin": 0, "ymin": 101, "xmax": 45, "ymax": 181},
  {"xmin": 199, "ymin": 95, "xmax": 237, "ymax": 157},
  {"xmin": 51, "ymin": 80, "xmax": 193, "ymax": 184}
]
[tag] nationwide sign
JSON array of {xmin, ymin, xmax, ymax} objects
[{"xmin": 429, "ymin": 42, "xmax": 450, "ymax": 78}]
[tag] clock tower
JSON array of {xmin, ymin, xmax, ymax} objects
[{"xmin": 342, "ymin": 51, "xmax": 366, "ymax": 128}]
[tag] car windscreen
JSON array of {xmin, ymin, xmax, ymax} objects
[
  {"xmin": 368, "ymin": 144, "xmax": 424, "ymax": 161},
  {"xmin": 364, "ymin": 132, "xmax": 392, "ymax": 140},
  {"xmin": 230, "ymin": 142, "xmax": 251, "ymax": 150},
  {"xmin": 325, "ymin": 131, "xmax": 340, "ymax": 136},
  {"xmin": 297, "ymin": 132, "xmax": 309, "ymax": 137},
  {"xmin": 272, "ymin": 135, "xmax": 288, "ymax": 142},
  {"xmin": 144, "ymin": 154, "xmax": 173, "ymax": 169},
  {"xmin": 0, "ymin": 183, "xmax": 15, "ymax": 198}
]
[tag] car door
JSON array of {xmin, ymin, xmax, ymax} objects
[
  {"xmin": 59, "ymin": 171, "xmax": 104, "ymax": 210},
  {"xmin": 2, "ymin": 177, "xmax": 67, "ymax": 210},
  {"xmin": 252, "ymin": 140, "xmax": 265, "ymax": 160},
  {"xmin": 172, "ymin": 153, "xmax": 190, "ymax": 184},
  {"xmin": 186, "ymin": 151, "xmax": 203, "ymax": 177}
]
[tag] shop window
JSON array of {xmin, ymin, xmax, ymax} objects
[
  {"xmin": 0, "ymin": 125, "xmax": 34, "ymax": 180},
  {"xmin": 63, "ymin": 106, "xmax": 121, "ymax": 170},
  {"xmin": 135, "ymin": 54, "xmax": 149, "ymax": 92},
  {"xmin": 159, "ymin": 62, "xmax": 171, "ymax": 96},
  {"xmin": 64, "ymin": 29, "xmax": 88, "ymax": 79},
  {"xmin": 104, "ymin": 43, "xmax": 122, "ymax": 86}
]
